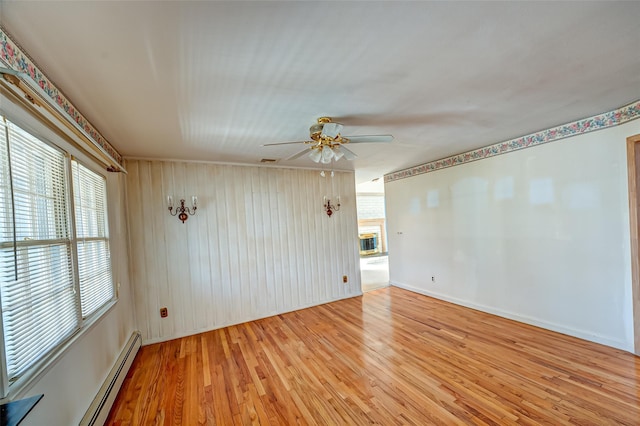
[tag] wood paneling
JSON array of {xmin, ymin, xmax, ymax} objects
[
  {"xmin": 126, "ymin": 160, "xmax": 361, "ymax": 343},
  {"xmin": 107, "ymin": 287, "xmax": 640, "ymax": 425}
]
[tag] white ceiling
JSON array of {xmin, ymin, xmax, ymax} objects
[{"xmin": 1, "ymin": 1, "xmax": 639, "ymax": 183}]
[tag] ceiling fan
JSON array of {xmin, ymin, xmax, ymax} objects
[{"xmin": 263, "ymin": 117, "xmax": 393, "ymax": 164}]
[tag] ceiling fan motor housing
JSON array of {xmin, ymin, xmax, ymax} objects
[
  {"xmin": 309, "ymin": 117, "xmax": 333, "ymax": 141},
  {"xmin": 309, "ymin": 123, "xmax": 323, "ymax": 141}
]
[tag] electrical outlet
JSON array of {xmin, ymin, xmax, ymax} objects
[
  {"xmin": 343, "ymin": 275, "xmax": 348, "ymax": 283},
  {"xmin": 160, "ymin": 307, "xmax": 168, "ymax": 318},
  {"xmin": 431, "ymin": 276, "xmax": 435, "ymax": 282}
]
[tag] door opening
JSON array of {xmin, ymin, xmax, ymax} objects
[
  {"xmin": 356, "ymin": 179, "xmax": 389, "ymax": 292},
  {"xmin": 626, "ymin": 134, "xmax": 640, "ymax": 355}
]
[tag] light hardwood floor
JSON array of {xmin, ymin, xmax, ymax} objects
[{"xmin": 107, "ymin": 287, "xmax": 640, "ymax": 425}]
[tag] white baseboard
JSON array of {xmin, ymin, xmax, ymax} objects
[{"xmin": 391, "ymin": 281, "xmax": 632, "ymax": 352}]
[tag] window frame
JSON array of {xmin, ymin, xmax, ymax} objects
[
  {"xmin": 71, "ymin": 158, "xmax": 114, "ymax": 320},
  {"xmin": 0, "ymin": 101, "xmax": 117, "ymax": 400}
]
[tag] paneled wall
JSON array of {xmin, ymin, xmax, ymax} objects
[
  {"xmin": 126, "ymin": 160, "xmax": 361, "ymax": 343},
  {"xmin": 385, "ymin": 119, "xmax": 640, "ymax": 352}
]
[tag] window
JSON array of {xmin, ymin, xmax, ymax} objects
[
  {"xmin": 0, "ymin": 116, "xmax": 113, "ymax": 395},
  {"xmin": 73, "ymin": 160, "xmax": 113, "ymax": 318}
]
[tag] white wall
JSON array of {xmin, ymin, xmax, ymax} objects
[
  {"xmin": 20, "ymin": 173, "xmax": 137, "ymax": 425},
  {"xmin": 126, "ymin": 160, "xmax": 361, "ymax": 343},
  {"xmin": 386, "ymin": 119, "xmax": 640, "ymax": 352}
]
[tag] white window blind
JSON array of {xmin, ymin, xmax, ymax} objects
[
  {"xmin": 0, "ymin": 115, "xmax": 114, "ymax": 391},
  {"xmin": 0, "ymin": 120, "xmax": 78, "ymax": 381},
  {"xmin": 72, "ymin": 160, "xmax": 113, "ymax": 318}
]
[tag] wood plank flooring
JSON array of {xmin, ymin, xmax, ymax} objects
[{"xmin": 106, "ymin": 287, "xmax": 640, "ymax": 425}]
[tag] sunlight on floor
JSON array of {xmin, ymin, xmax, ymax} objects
[{"xmin": 360, "ymin": 255, "xmax": 389, "ymax": 292}]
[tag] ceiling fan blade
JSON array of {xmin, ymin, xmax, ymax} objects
[
  {"xmin": 342, "ymin": 134, "xmax": 394, "ymax": 144},
  {"xmin": 285, "ymin": 148, "xmax": 311, "ymax": 161},
  {"xmin": 262, "ymin": 140, "xmax": 309, "ymax": 146},
  {"xmin": 321, "ymin": 122, "xmax": 343, "ymax": 138},
  {"xmin": 337, "ymin": 145, "xmax": 357, "ymax": 161}
]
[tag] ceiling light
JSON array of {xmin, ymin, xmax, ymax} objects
[
  {"xmin": 332, "ymin": 146, "xmax": 344, "ymax": 160},
  {"xmin": 309, "ymin": 149, "xmax": 322, "ymax": 163},
  {"xmin": 321, "ymin": 146, "xmax": 333, "ymax": 164}
]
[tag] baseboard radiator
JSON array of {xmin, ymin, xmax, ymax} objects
[{"xmin": 80, "ymin": 331, "xmax": 142, "ymax": 426}]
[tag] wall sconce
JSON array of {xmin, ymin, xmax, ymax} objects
[
  {"xmin": 323, "ymin": 196, "xmax": 340, "ymax": 217},
  {"xmin": 167, "ymin": 196, "xmax": 198, "ymax": 223}
]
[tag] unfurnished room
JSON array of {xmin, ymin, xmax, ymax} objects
[{"xmin": 0, "ymin": 1, "xmax": 639, "ymax": 425}]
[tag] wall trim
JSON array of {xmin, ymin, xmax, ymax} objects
[
  {"xmin": 0, "ymin": 26, "xmax": 123, "ymax": 168},
  {"xmin": 390, "ymin": 281, "xmax": 632, "ymax": 353},
  {"xmin": 385, "ymin": 99, "xmax": 640, "ymax": 183}
]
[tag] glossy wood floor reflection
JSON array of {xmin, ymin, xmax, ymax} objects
[{"xmin": 106, "ymin": 287, "xmax": 640, "ymax": 425}]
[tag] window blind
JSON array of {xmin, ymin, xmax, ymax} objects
[
  {"xmin": 0, "ymin": 120, "xmax": 78, "ymax": 380},
  {"xmin": 72, "ymin": 161, "xmax": 113, "ymax": 318}
]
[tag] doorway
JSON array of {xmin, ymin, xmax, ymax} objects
[
  {"xmin": 356, "ymin": 179, "xmax": 390, "ymax": 292},
  {"xmin": 626, "ymin": 133, "xmax": 640, "ymax": 355}
]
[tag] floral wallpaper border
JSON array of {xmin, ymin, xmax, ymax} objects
[
  {"xmin": 385, "ymin": 100, "xmax": 640, "ymax": 183},
  {"xmin": 0, "ymin": 27, "xmax": 123, "ymax": 168}
]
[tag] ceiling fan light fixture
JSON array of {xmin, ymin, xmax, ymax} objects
[
  {"xmin": 265, "ymin": 117, "xmax": 393, "ymax": 164},
  {"xmin": 332, "ymin": 146, "xmax": 344, "ymax": 160},
  {"xmin": 321, "ymin": 146, "xmax": 333, "ymax": 163},
  {"xmin": 322, "ymin": 122, "xmax": 343, "ymax": 139},
  {"xmin": 309, "ymin": 148, "xmax": 322, "ymax": 163}
]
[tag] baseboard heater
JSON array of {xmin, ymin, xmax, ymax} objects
[{"xmin": 80, "ymin": 331, "xmax": 142, "ymax": 426}]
